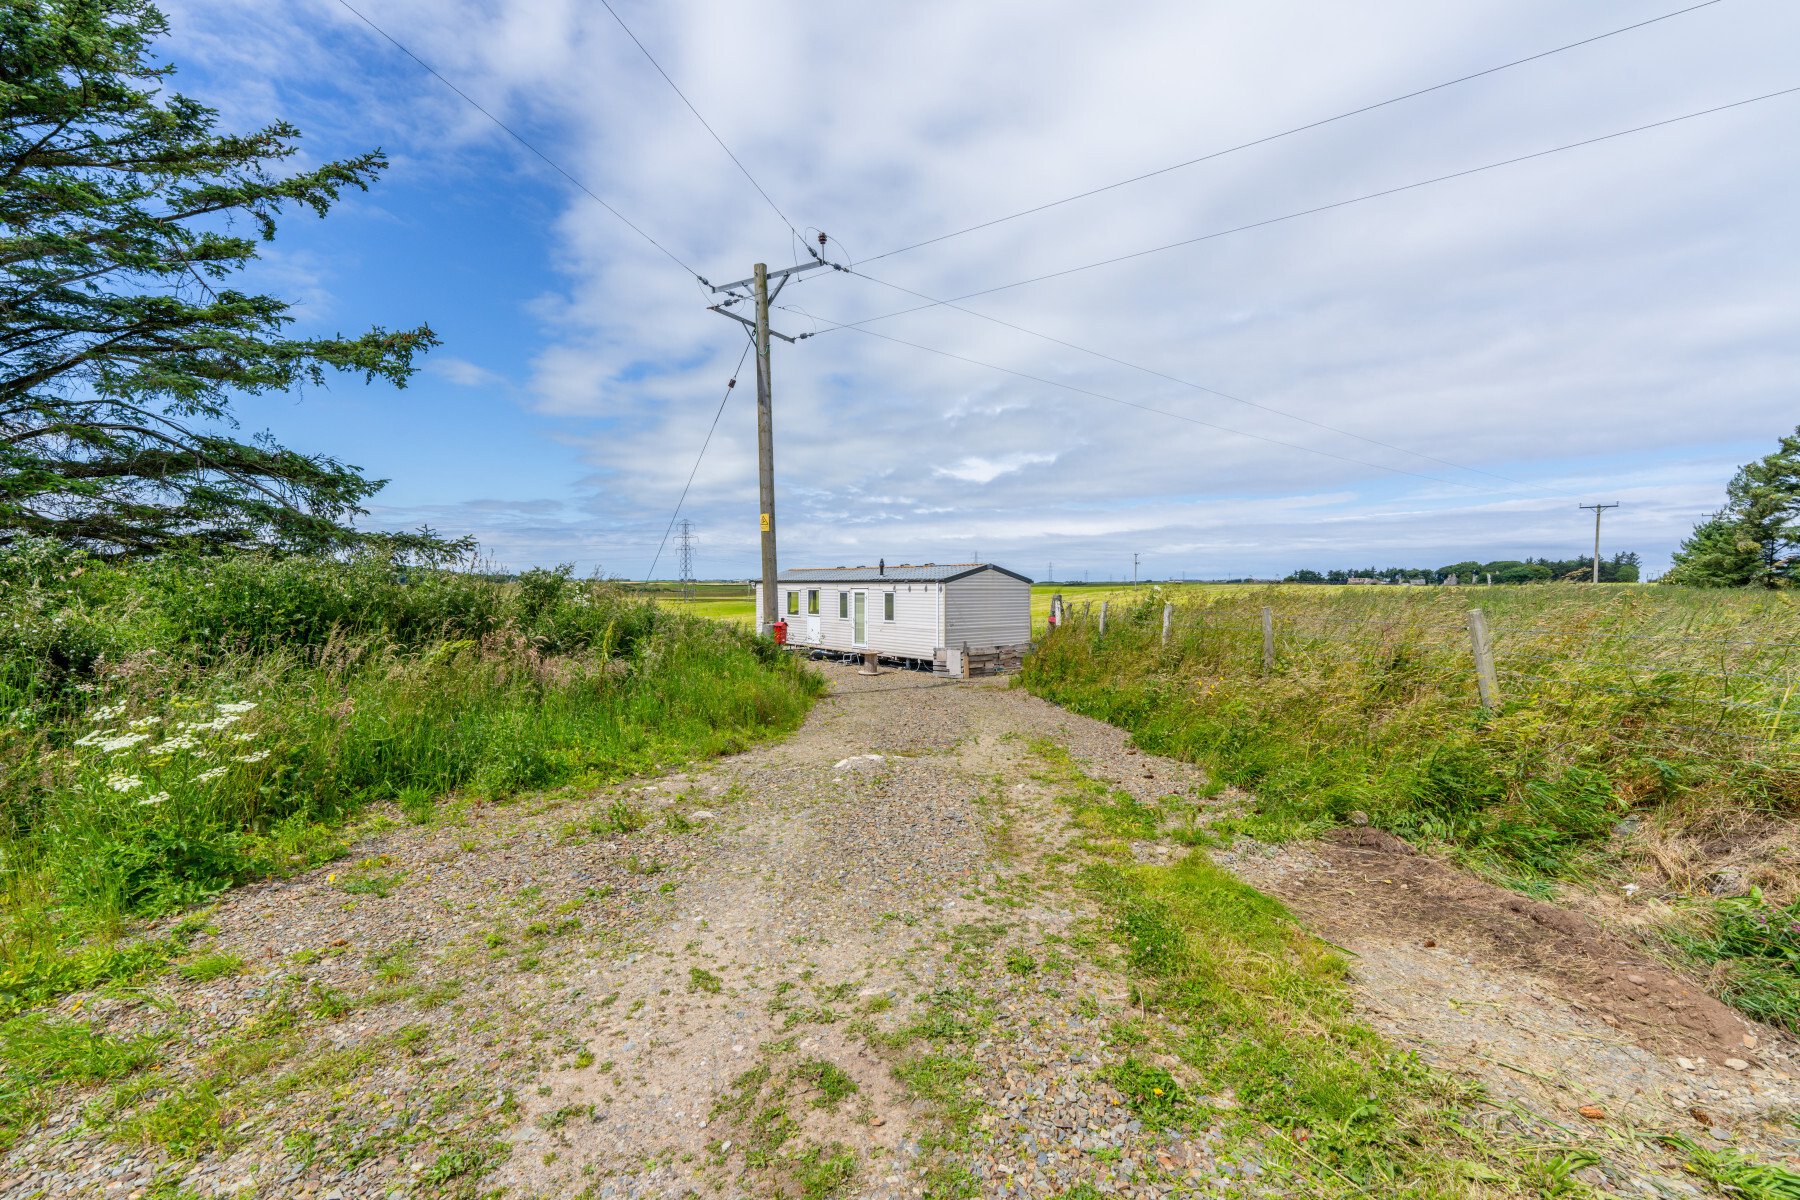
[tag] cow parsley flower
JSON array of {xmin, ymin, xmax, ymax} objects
[
  {"xmin": 105, "ymin": 773, "xmax": 144, "ymax": 792},
  {"xmin": 98, "ymin": 733, "xmax": 151, "ymax": 753},
  {"xmin": 233, "ymin": 750, "xmax": 270, "ymax": 764},
  {"xmin": 137, "ymin": 792, "xmax": 170, "ymax": 806},
  {"xmin": 216, "ymin": 701, "xmax": 258, "ymax": 714},
  {"xmin": 193, "ymin": 766, "xmax": 229, "ymax": 783}
]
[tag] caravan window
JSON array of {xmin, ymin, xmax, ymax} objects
[
  {"xmin": 807, "ymin": 589, "xmax": 820, "ymax": 614},
  {"xmin": 883, "ymin": 592, "xmax": 895, "ymax": 621},
  {"xmin": 838, "ymin": 592, "xmax": 848, "ymax": 618},
  {"xmin": 786, "ymin": 590, "xmax": 799, "ymax": 616}
]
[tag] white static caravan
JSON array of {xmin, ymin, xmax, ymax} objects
[{"xmin": 754, "ymin": 563, "xmax": 1032, "ymax": 677}]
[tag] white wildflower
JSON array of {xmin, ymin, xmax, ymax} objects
[
  {"xmin": 128, "ymin": 715, "xmax": 163, "ymax": 729},
  {"xmin": 87, "ymin": 703, "xmax": 127, "ymax": 723},
  {"xmin": 158, "ymin": 734, "xmax": 200, "ymax": 752},
  {"xmin": 231, "ymin": 732, "xmax": 255, "ymax": 742},
  {"xmin": 1623, "ymin": 883, "xmax": 1641, "ymax": 896},
  {"xmin": 97, "ymin": 732, "xmax": 151, "ymax": 753},
  {"xmin": 216, "ymin": 701, "xmax": 258, "ymax": 714},
  {"xmin": 233, "ymin": 750, "xmax": 271, "ymax": 764},
  {"xmin": 193, "ymin": 766, "xmax": 229, "ymax": 782},
  {"xmin": 73, "ymin": 730, "xmax": 106, "ymax": 747},
  {"xmin": 105, "ymin": 773, "xmax": 144, "ymax": 792},
  {"xmin": 137, "ymin": 792, "xmax": 170, "ymax": 806}
]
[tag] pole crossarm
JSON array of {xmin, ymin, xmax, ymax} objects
[
  {"xmin": 709, "ymin": 304, "xmax": 805, "ymax": 342},
  {"xmin": 701, "ymin": 257, "xmax": 835, "ymax": 296}
]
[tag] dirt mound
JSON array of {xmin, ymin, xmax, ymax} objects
[
  {"xmin": 1289, "ymin": 836, "xmax": 1755, "ymax": 1061},
  {"xmin": 1320, "ymin": 826, "xmax": 1417, "ymax": 855}
]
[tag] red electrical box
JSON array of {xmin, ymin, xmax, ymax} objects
[{"xmin": 772, "ymin": 620, "xmax": 788, "ymax": 645}]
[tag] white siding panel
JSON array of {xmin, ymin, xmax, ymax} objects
[
  {"xmin": 758, "ymin": 583, "xmax": 940, "ymax": 657},
  {"xmin": 944, "ymin": 569, "xmax": 1031, "ymax": 649}
]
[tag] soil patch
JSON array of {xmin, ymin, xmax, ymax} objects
[{"xmin": 1297, "ymin": 831, "xmax": 1752, "ymax": 1060}]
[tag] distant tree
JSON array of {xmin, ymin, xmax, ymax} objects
[
  {"xmin": 1665, "ymin": 428, "xmax": 1800, "ymax": 588},
  {"xmin": 1285, "ymin": 568, "xmax": 1325, "ymax": 583},
  {"xmin": 1664, "ymin": 514, "xmax": 1762, "ymax": 588},
  {"xmin": 0, "ymin": 0, "xmax": 450, "ymax": 557}
]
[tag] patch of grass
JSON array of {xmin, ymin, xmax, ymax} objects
[
  {"xmin": 793, "ymin": 1141, "xmax": 857, "ymax": 1199},
  {"xmin": 602, "ymin": 802, "xmax": 648, "ymax": 834},
  {"xmin": 790, "ymin": 1058, "xmax": 858, "ymax": 1109},
  {"xmin": 688, "ymin": 967, "xmax": 723, "ymax": 994},
  {"xmin": 1104, "ymin": 1055, "xmax": 1186, "ymax": 1127},
  {"xmin": 304, "ymin": 983, "xmax": 354, "ymax": 1020},
  {"xmin": 176, "ymin": 951, "xmax": 245, "ymax": 982},
  {"xmin": 1003, "ymin": 948, "xmax": 1036, "ymax": 975},
  {"xmin": 420, "ymin": 1135, "xmax": 509, "ymax": 1187},
  {"xmin": 0, "ymin": 1014, "xmax": 165, "ymax": 1148},
  {"xmin": 1661, "ymin": 891, "xmax": 1800, "ymax": 1032},
  {"xmin": 1658, "ymin": 1134, "xmax": 1800, "ymax": 1199}
]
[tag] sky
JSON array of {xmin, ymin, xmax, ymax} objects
[{"xmin": 156, "ymin": 0, "xmax": 1800, "ymax": 580}]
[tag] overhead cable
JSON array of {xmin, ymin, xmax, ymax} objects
[
  {"xmin": 840, "ymin": 83, "xmax": 1800, "ymax": 324},
  {"xmin": 645, "ymin": 338, "xmax": 756, "ymax": 582},
  {"xmin": 595, "ymin": 0, "xmax": 800, "ymax": 237},
  {"xmin": 864, "ymin": 0, "xmax": 1731, "ymax": 263},
  {"xmin": 330, "ymin": 0, "xmax": 701, "ymax": 279}
]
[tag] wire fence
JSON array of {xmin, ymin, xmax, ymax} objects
[{"xmin": 1045, "ymin": 594, "xmax": 1800, "ymax": 756}]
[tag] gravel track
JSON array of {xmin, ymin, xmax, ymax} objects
[{"xmin": 8, "ymin": 660, "xmax": 1797, "ymax": 1200}]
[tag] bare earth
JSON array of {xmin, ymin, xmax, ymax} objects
[{"xmin": 5, "ymin": 662, "xmax": 1798, "ymax": 1200}]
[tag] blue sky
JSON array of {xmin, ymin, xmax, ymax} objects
[{"xmin": 161, "ymin": 0, "xmax": 1800, "ymax": 579}]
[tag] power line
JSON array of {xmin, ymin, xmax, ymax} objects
[
  {"xmin": 330, "ymin": 0, "xmax": 701, "ymax": 280},
  {"xmin": 595, "ymin": 0, "xmax": 800, "ymax": 237},
  {"xmin": 863, "ymin": 0, "xmax": 1730, "ymax": 263},
  {"xmin": 646, "ymin": 338, "xmax": 755, "ymax": 581},
  {"xmin": 796, "ymin": 312, "xmax": 1493, "ymax": 491},
  {"xmin": 839, "ymin": 83, "xmax": 1800, "ymax": 323},
  {"xmin": 840, "ymin": 264, "xmax": 1560, "ymax": 495}
]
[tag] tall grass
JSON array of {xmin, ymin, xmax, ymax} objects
[
  {"xmin": 0, "ymin": 541, "xmax": 822, "ymax": 1012},
  {"xmin": 1024, "ymin": 584, "xmax": 1800, "ymax": 1023}
]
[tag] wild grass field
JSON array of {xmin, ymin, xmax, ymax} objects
[
  {"xmin": 1022, "ymin": 582, "xmax": 1800, "ymax": 1031},
  {"xmin": 0, "ymin": 542, "xmax": 821, "ymax": 1015}
]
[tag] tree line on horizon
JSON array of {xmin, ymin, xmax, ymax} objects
[{"xmin": 1282, "ymin": 553, "xmax": 1641, "ymax": 586}]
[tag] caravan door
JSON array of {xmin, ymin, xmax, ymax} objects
[{"xmin": 852, "ymin": 590, "xmax": 867, "ymax": 647}]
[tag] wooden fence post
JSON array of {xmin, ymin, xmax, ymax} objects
[
  {"xmin": 1261, "ymin": 606, "xmax": 1274, "ymax": 674},
  {"xmin": 1099, "ymin": 600, "xmax": 1109, "ymax": 635},
  {"xmin": 1467, "ymin": 607, "xmax": 1500, "ymax": 710},
  {"xmin": 1161, "ymin": 603, "xmax": 1173, "ymax": 646}
]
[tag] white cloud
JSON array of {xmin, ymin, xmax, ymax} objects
[
  {"xmin": 934, "ymin": 453, "xmax": 1058, "ymax": 485},
  {"xmin": 427, "ymin": 357, "xmax": 509, "ymax": 388}
]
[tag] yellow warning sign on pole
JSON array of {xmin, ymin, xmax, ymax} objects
[{"xmin": 760, "ymin": 513, "xmax": 770, "ymax": 532}]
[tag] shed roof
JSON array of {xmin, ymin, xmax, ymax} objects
[{"xmin": 773, "ymin": 563, "xmax": 1032, "ymax": 585}]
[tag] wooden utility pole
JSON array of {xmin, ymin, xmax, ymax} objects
[
  {"xmin": 1579, "ymin": 502, "xmax": 1620, "ymax": 584},
  {"xmin": 753, "ymin": 263, "xmax": 777, "ymax": 633},
  {"xmin": 701, "ymin": 246, "xmax": 837, "ymax": 635}
]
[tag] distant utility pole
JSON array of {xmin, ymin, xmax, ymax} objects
[
  {"xmin": 1579, "ymin": 502, "xmax": 1620, "ymax": 584},
  {"xmin": 675, "ymin": 519, "xmax": 696, "ymax": 603},
  {"xmin": 702, "ymin": 238, "xmax": 843, "ymax": 633},
  {"xmin": 1133, "ymin": 553, "xmax": 1140, "ymax": 588}
]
